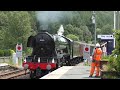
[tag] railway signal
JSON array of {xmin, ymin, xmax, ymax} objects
[
  {"xmin": 85, "ymin": 47, "xmax": 89, "ymax": 52},
  {"xmin": 16, "ymin": 44, "xmax": 22, "ymax": 58},
  {"xmin": 83, "ymin": 45, "xmax": 90, "ymax": 60}
]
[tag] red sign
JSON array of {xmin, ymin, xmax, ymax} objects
[
  {"xmin": 16, "ymin": 44, "xmax": 22, "ymax": 51},
  {"xmin": 17, "ymin": 46, "xmax": 21, "ymax": 50},
  {"xmin": 85, "ymin": 47, "xmax": 89, "ymax": 51}
]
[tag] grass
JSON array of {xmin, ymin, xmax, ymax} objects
[{"xmin": 83, "ymin": 60, "xmax": 90, "ymax": 66}]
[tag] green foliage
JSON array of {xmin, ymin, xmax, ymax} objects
[
  {"xmin": 0, "ymin": 11, "xmax": 115, "ymax": 56},
  {"xmin": 0, "ymin": 11, "xmax": 33, "ymax": 52},
  {"xmin": 41, "ymin": 11, "xmax": 113, "ymax": 44},
  {"xmin": 101, "ymin": 24, "xmax": 113, "ymax": 34},
  {"xmin": 66, "ymin": 34, "xmax": 79, "ymax": 41},
  {"xmin": 25, "ymin": 48, "xmax": 33, "ymax": 56},
  {"xmin": 4, "ymin": 50, "xmax": 10, "ymax": 56},
  {"xmin": 0, "ymin": 49, "xmax": 12, "ymax": 56},
  {"xmin": 0, "ymin": 50, "xmax": 4, "ymax": 56},
  {"xmin": 102, "ymin": 55, "xmax": 110, "ymax": 61},
  {"xmin": 106, "ymin": 30, "xmax": 120, "ymax": 73},
  {"xmin": 102, "ymin": 73, "xmax": 119, "ymax": 79},
  {"xmin": 10, "ymin": 49, "xmax": 15, "ymax": 54},
  {"xmin": 80, "ymin": 26, "xmax": 92, "ymax": 43}
]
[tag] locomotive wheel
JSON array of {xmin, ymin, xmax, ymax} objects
[
  {"xmin": 36, "ymin": 67, "xmax": 42, "ymax": 78},
  {"xmin": 30, "ymin": 71, "xmax": 36, "ymax": 79}
]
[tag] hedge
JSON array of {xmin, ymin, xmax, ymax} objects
[{"xmin": 0, "ymin": 49, "xmax": 13, "ymax": 57}]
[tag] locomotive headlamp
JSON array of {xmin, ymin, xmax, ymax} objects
[
  {"xmin": 52, "ymin": 58, "xmax": 55, "ymax": 63},
  {"xmin": 24, "ymin": 58, "xmax": 26, "ymax": 63},
  {"xmin": 46, "ymin": 64, "xmax": 51, "ymax": 70},
  {"xmin": 38, "ymin": 57, "xmax": 40, "ymax": 63}
]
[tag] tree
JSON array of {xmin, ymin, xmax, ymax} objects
[
  {"xmin": 66, "ymin": 34, "xmax": 79, "ymax": 41},
  {"xmin": 64, "ymin": 24, "xmax": 74, "ymax": 35},
  {"xmin": 3, "ymin": 11, "xmax": 32, "ymax": 51},
  {"xmin": 0, "ymin": 11, "xmax": 9, "ymax": 49},
  {"xmin": 0, "ymin": 11, "xmax": 115, "ymax": 52},
  {"xmin": 101, "ymin": 24, "xmax": 113, "ymax": 34},
  {"xmin": 96, "ymin": 28, "xmax": 102, "ymax": 42},
  {"xmin": 80, "ymin": 26, "xmax": 92, "ymax": 43},
  {"xmin": 28, "ymin": 11, "xmax": 37, "ymax": 35}
]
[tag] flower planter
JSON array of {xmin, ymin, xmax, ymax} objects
[
  {"xmin": 100, "ymin": 60, "xmax": 108, "ymax": 70},
  {"xmin": 100, "ymin": 70, "xmax": 120, "ymax": 79}
]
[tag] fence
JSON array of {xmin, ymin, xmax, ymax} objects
[{"xmin": 0, "ymin": 57, "xmax": 11, "ymax": 63}]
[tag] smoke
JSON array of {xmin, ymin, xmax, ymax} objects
[{"xmin": 36, "ymin": 11, "xmax": 62, "ymax": 26}]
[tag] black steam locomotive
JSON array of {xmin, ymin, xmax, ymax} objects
[{"xmin": 22, "ymin": 31, "xmax": 94, "ymax": 78}]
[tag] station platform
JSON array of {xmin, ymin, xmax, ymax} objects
[{"xmin": 40, "ymin": 63, "xmax": 101, "ymax": 79}]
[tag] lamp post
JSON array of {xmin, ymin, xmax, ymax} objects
[
  {"xmin": 114, "ymin": 11, "xmax": 116, "ymax": 30},
  {"xmin": 92, "ymin": 11, "xmax": 96, "ymax": 46},
  {"xmin": 113, "ymin": 11, "xmax": 119, "ymax": 48}
]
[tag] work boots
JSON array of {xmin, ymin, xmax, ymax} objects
[{"xmin": 89, "ymin": 75, "xmax": 92, "ymax": 77}]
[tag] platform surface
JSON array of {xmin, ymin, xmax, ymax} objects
[{"xmin": 40, "ymin": 63, "xmax": 101, "ymax": 79}]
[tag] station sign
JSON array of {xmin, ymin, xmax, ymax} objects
[{"xmin": 97, "ymin": 35, "xmax": 114, "ymax": 39}]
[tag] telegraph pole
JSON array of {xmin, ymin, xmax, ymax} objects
[
  {"xmin": 116, "ymin": 11, "xmax": 119, "ymax": 30},
  {"xmin": 114, "ymin": 11, "xmax": 116, "ymax": 30},
  {"xmin": 92, "ymin": 11, "xmax": 96, "ymax": 46}
]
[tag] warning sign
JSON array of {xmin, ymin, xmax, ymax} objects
[
  {"xmin": 16, "ymin": 44, "xmax": 22, "ymax": 57},
  {"xmin": 83, "ymin": 45, "xmax": 90, "ymax": 60}
]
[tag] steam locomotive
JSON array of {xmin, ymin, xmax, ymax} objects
[{"xmin": 22, "ymin": 31, "xmax": 95, "ymax": 78}]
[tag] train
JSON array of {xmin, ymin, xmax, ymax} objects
[{"xmin": 22, "ymin": 31, "xmax": 95, "ymax": 78}]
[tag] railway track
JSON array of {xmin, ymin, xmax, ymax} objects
[
  {"xmin": 0, "ymin": 60, "xmax": 83, "ymax": 79},
  {"xmin": 0, "ymin": 69, "xmax": 29, "ymax": 79},
  {"xmin": 0, "ymin": 64, "xmax": 30, "ymax": 79}
]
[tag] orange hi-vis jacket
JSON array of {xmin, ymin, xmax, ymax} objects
[{"xmin": 93, "ymin": 48, "xmax": 102, "ymax": 61}]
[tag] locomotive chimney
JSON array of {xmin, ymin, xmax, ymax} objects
[{"xmin": 36, "ymin": 21, "xmax": 48, "ymax": 32}]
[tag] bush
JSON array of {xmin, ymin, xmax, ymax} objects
[
  {"xmin": 66, "ymin": 34, "xmax": 79, "ymax": 41},
  {"xmin": 0, "ymin": 49, "xmax": 13, "ymax": 57},
  {"xmin": 102, "ymin": 56, "xmax": 110, "ymax": 61},
  {"xmin": 4, "ymin": 50, "xmax": 10, "ymax": 56},
  {"xmin": 0, "ymin": 50, "xmax": 4, "ymax": 56},
  {"xmin": 10, "ymin": 49, "xmax": 15, "ymax": 54},
  {"xmin": 25, "ymin": 48, "xmax": 32, "ymax": 56},
  {"xmin": 105, "ymin": 30, "xmax": 120, "ymax": 73}
]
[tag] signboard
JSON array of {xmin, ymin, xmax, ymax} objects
[
  {"xmin": 83, "ymin": 45, "xmax": 90, "ymax": 60},
  {"xmin": 97, "ymin": 35, "xmax": 114, "ymax": 39},
  {"xmin": 16, "ymin": 44, "xmax": 22, "ymax": 57}
]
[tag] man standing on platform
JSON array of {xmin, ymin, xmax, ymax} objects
[{"xmin": 89, "ymin": 43, "xmax": 103, "ymax": 77}]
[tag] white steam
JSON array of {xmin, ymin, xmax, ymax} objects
[
  {"xmin": 57, "ymin": 25, "xmax": 64, "ymax": 36},
  {"xmin": 36, "ymin": 11, "xmax": 62, "ymax": 25}
]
